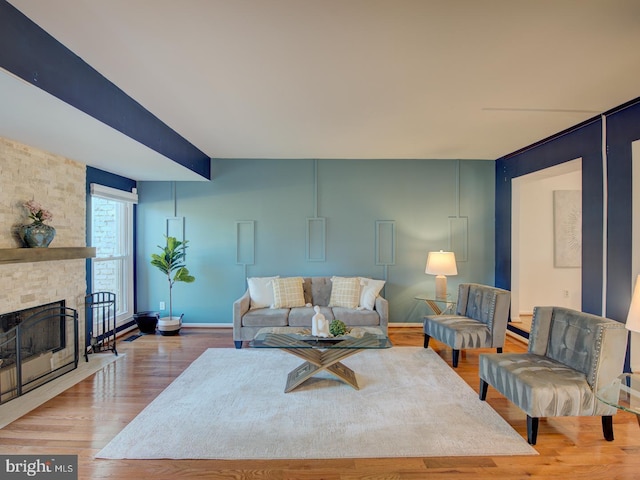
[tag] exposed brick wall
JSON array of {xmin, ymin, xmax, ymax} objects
[
  {"xmin": 0, "ymin": 136, "xmax": 87, "ymax": 362},
  {"xmin": 0, "ymin": 137, "xmax": 85, "ymax": 249},
  {"xmin": 91, "ymin": 198, "xmax": 118, "ymax": 293}
]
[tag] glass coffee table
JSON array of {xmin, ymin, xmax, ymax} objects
[
  {"xmin": 250, "ymin": 326, "xmax": 392, "ymax": 392},
  {"xmin": 596, "ymin": 373, "xmax": 640, "ymax": 426}
]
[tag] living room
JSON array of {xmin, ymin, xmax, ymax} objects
[{"xmin": 2, "ymin": 1, "xmax": 640, "ymax": 478}]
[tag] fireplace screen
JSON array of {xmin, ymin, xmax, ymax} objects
[{"xmin": 0, "ymin": 301, "xmax": 79, "ymax": 404}]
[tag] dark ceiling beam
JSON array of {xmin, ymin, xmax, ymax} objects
[{"xmin": 0, "ymin": 0, "xmax": 210, "ymax": 180}]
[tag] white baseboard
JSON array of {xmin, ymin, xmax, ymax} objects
[{"xmin": 182, "ymin": 323, "xmax": 233, "ymax": 328}]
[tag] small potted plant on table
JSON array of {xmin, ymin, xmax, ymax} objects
[{"xmin": 150, "ymin": 236, "xmax": 195, "ymax": 335}]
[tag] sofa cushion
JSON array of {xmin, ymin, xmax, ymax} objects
[
  {"xmin": 464, "ymin": 285, "xmax": 496, "ymax": 325},
  {"xmin": 359, "ymin": 277, "xmax": 386, "ymax": 310},
  {"xmin": 329, "ymin": 276, "xmax": 361, "ymax": 308},
  {"xmin": 424, "ymin": 314, "xmax": 492, "ymax": 350},
  {"xmin": 479, "ymin": 352, "xmax": 599, "ymax": 417},
  {"xmin": 242, "ymin": 307, "xmax": 288, "ymax": 327},
  {"xmin": 247, "ymin": 276, "xmax": 278, "ymax": 309},
  {"xmin": 272, "ymin": 277, "xmax": 306, "ymax": 308},
  {"xmin": 288, "ymin": 306, "xmax": 335, "ymax": 327},
  {"xmin": 547, "ymin": 308, "xmax": 600, "ymax": 377},
  {"xmin": 309, "ymin": 277, "xmax": 332, "ymax": 306},
  {"xmin": 332, "ymin": 307, "xmax": 380, "ymax": 327},
  {"xmin": 302, "ymin": 277, "xmax": 314, "ymax": 304}
]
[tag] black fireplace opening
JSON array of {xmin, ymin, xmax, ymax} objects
[{"xmin": 0, "ymin": 300, "xmax": 66, "ymax": 368}]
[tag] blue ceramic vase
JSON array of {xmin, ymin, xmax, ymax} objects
[{"xmin": 20, "ymin": 222, "xmax": 56, "ymax": 248}]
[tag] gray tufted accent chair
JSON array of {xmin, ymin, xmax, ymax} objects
[
  {"xmin": 479, "ymin": 306, "xmax": 628, "ymax": 445},
  {"xmin": 423, "ymin": 283, "xmax": 511, "ymax": 367}
]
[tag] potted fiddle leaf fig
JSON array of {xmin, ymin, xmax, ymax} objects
[{"xmin": 150, "ymin": 236, "xmax": 195, "ymax": 335}]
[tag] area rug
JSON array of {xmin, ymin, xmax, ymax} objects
[{"xmin": 96, "ymin": 347, "xmax": 536, "ymax": 459}]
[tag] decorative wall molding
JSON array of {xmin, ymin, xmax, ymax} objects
[
  {"xmin": 448, "ymin": 216, "xmax": 468, "ymax": 262},
  {"xmin": 235, "ymin": 221, "xmax": 255, "ymax": 265},
  {"xmin": 166, "ymin": 217, "xmax": 185, "ymax": 243},
  {"xmin": 449, "ymin": 160, "xmax": 468, "ymax": 262},
  {"xmin": 306, "ymin": 217, "xmax": 326, "ymax": 262},
  {"xmin": 375, "ymin": 220, "xmax": 396, "ymax": 266}
]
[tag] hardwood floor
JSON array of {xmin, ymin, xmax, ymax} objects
[{"xmin": 1, "ymin": 327, "xmax": 639, "ymax": 479}]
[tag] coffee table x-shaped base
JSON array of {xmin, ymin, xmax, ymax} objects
[{"xmin": 261, "ymin": 334, "xmax": 379, "ymax": 392}]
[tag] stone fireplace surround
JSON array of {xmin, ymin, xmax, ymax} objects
[{"xmin": 0, "ymin": 136, "xmax": 88, "ymax": 398}]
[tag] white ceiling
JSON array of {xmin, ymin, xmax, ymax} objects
[{"xmin": 3, "ymin": 0, "xmax": 640, "ymax": 181}]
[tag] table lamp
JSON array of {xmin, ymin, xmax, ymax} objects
[
  {"xmin": 626, "ymin": 275, "xmax": 640, "ymax": 372},
  {"xmin": 425, "ymin": 250, "xmax": 457, "ymax": 299}
]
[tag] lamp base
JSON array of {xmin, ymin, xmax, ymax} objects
[{"xmin": 435, "ymin": 275, "xmax": 447, "ymax": 300}]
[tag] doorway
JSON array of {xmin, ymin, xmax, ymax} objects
[{"xmin": 511, "ymin": 159, "xmax": 582, "ymax": 334}]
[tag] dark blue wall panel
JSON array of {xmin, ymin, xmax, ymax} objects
[
  {"xmin": 606, "ymin": 101, "xmax": 640, "ymax": 321},
  {"xmin": 86, "ymin": 166, "xmax": 137, "ymax": 195},
  {"xmin": 496, "ymin": 98, "xmax": 640, "ymax": 373},
  {"xmin": 495, "ymin": 119, "xmax": 603, "ymax": 315}
]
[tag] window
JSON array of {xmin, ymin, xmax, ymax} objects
[{"xmin": 90, "ymin": 184, "xmax": 137, "ymax": 328}]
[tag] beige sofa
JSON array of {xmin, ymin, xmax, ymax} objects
[{"xmin": 233, "ymin": 276, "xmax": 389, "ymax": 348}]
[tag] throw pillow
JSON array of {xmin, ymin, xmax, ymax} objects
[
  {"xmin": 328, "ymin": 276, "xmax": 361, "ymax": 309},
  {"xmin": 271, "ymin": 277, "xmax": 306, "ymax": 309},
  {"xmin": 359, "ymin": 277, "xmax": 386, "ymax": 310},
  {"xmin": 247, "ymin": 276, "xmax": 279, "ymax": 309}
]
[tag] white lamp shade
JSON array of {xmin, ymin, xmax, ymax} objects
[
  {"xmin": 627, "ymin": 275, "xmax": 640, "ymax": 333},
  {"xmin": 425, "ymin": 251, "xmax": 458, "ymax": 276}
]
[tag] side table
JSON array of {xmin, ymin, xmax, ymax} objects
[
  {"xmin": 597, "ymin": 373, "xmax": 640, "ymax": 426},
  {"xmin": 414, "ymin": 294, "xmax": 456, "ymax": 315}
]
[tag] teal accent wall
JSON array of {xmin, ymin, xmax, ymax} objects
[{"xmin": 136, "ymin": 158, "xmax": 495, "ymax": 324}]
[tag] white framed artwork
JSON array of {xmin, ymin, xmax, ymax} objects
[{"xmin": 553, "ymin": 190, "xmax": 582, "ymax": 268}]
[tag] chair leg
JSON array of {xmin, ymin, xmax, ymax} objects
[
  {"xmin": 452, "ymin": 349, "xmax": 460, "ymax": 367},
  {"xmin": 423, "ymin": 334, "xmax": 430, "ymax": 349},
  {"xmin": 497, "ymin": 347, "xmax": 503, "ymax": 353},
  {"xmin": 527, "ymin": 416, "xmax": 539, "ymax": 445},
  {"xmin": 479, "ymin": 379, "xmax": 489, "ymax": 400},
  {"xmin": 602, "ymin": 415, "xmax": 614, "ymax": 441},
  {"xmin": 234, "ymin": 340, "xmax": 243, "ymax": 349}
]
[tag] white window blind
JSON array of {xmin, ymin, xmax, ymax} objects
[{"xmin": 90, "ymin": 183, "xmax": 138, "ymax": 203}]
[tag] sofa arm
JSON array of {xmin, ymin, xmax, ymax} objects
[
  {"xmin": 232, "ymin": 289, "xmax": 251, "ymax": 338},
  {"xmin": 375, "ymin": 295, "xmax": 389, "ymax": 332},
  {"xmin": 591, "ymin": 322, "xmax": 627, "ymax": 393}
]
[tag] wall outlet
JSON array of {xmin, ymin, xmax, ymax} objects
[{"xmin": 160, "ymin": 301, "xmax": 165, "ymax": 310}]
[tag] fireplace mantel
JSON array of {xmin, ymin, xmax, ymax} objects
[{"xmin": 0, "ymin": 247, "xmax": 96, "ymax": 264}]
